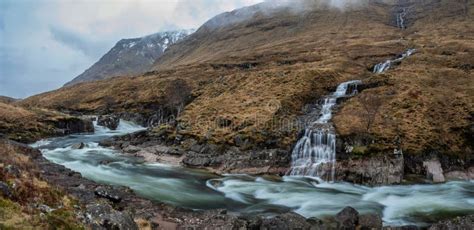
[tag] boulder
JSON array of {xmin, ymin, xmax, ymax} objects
[
  {"xmin": 71, "ymin": 142, "xmax": 85, "ymax": 149},
  {"xmin": 423, "ymin": 159, "xmax": 445, "ymax": 183},
  {"xmin": 336, "ymin": 206, "xmax": 359, "ymax": 229},
  {"xmin": 0, "ymin": 181, "xmax": 12, "ymax": 198},
  {"xmin": 94, "ymin": 187, "xmax": 122, "ymax": 203},
  {"xmin": 97, "ymin": 115, "xmax": 120, "ymax": 130},
  {"xmin": 359, "ymin": 213, "xmax": 383, "ymax": 230},
  {"xmin": 429, "ymin": 215, "xmax": 474, "ymax": 230},
  {"xmin": 260, "ymin": 212, "xmax": 312, "ymax": 230},
  {"xmin": 85, "ymin": 203, "xmax": 138, "ymax": 230}
]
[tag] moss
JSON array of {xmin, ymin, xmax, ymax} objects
[
  {"xmin": 351, "ymin": 146, "xmax": 369, "ymax": 155},
  {"xmin": 46, "ymin": 209, "xmax": 84, "ymax": 230},
  {"xmin": 0, "ymin": 198, "xmax": 20, "ymax": 218}
]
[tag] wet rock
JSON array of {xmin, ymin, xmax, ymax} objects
[
  {"xmin": 0, "ymin": 181, "xmax": 12, "ymax": 198},
  {"xmin": 94, "ymin": 187, "xmax": 122, "ymax": 203},
  {"xmin": 97, "ymin": 115, "xmax": 120, "ymax": 130},
  {"xmin": 85, "ymin": 203, "xmax": 138, "ymax": 230},
  {"xmin": 444, "ymin": 170, "xmax": 469, "ymax": 181},
  {"xmin": 383, "ymin": 226, "xmax": 419, "ymax": 230},
  {"xmin": 71, "ymin": 142, "xmax": 85, "ymax": 149},
  {"xmin": 336, "ymin": 206, "xmax": 359, "ymax": 229},
  {"xmin": 423, "ymin": 159, "xmax": 445, "ymax": 183},
  {"xmin": 54, "ymin": 117, "xmax": 94, "ymax": 134},
  {"xmin": 429, "ymin": 215, "xmax": 474, "ymax": 230},
  {"xmin": 359, "ymin": 213, "xmax": 383, "ymax": 230},
  {"xmin": 336, "ymin": 154, "xmax": 404, "ymax": 185},
  {"xmin": 260, "ymin": 212, "xmax": 312, "ymax": 230}
]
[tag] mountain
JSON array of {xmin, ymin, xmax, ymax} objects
[
  {"xmin": 22, "ymin": 0, "xmax": 473, "ymax": 159},
  {"xmin": 64, "ymin": 29, "xmax": 195, "ymax": 86}
]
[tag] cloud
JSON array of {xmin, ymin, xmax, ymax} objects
[
  {"xmin": 0, "ymin": 0, "xmax": 264, "ymax": 98},
  {"xmin": 49, "ymin": 26, "xmax": 107, "ymax": 58}
]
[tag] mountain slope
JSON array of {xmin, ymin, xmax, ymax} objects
[
  {"xmin": 21, "ymin": 0, "xmax": 473, "ymax": 160},
  {"xmin": 64, "ymin": 29, "xmax": 195, "ymax": 86}
]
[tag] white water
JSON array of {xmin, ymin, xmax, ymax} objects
[
  {"xmin": 396, "ymin": 8, "xmax": 408, "ymax": 29},
  {"xmin": 373, "ymin": 48, "xmax": 416, "ymax": 74},
  {"xmin": 288, "ymin": 80, "xmax": 361, "ymax": 180}
]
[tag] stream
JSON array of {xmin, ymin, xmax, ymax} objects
[{"xmin": 31, "ymin": 120, "xmax": 474, "ymax": 227}]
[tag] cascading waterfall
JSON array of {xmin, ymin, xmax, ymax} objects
[
  {"xmin": 288, "ymin": 80, "xmax": 361, "ymax": 181},
  {"xmin": 396, "ymin": 8, "xmax": 407, "ymax": 29},
  {"xmin": 373, "ymin": 48, "xmax": 416, "ymax": 74}
]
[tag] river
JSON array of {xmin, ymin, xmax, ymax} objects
[{"xmin": 31, "ymin": 120, "xmax": 474, "ymax": 227}]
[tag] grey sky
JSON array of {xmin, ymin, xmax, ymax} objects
[{"xmin": 0, "ymin": 0, "xmax": 262, "ymax": 98}]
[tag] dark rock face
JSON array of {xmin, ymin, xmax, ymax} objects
[
  {"xmin": 97, "ymin": 115, "xmax": 120, "ymax": 130},
  {"xmin": 53, "ymin": 117, "xmax": 94, "ymax": 135},
  {"xmin": 336, "ymin": 206, "xmax": 359, "ymax": 229},
  {"xmin": 429, "ymin": 215, "xmax": 474, "ymax": 230},
  {"xmin": 335, "ymin": 154, "xmax": 404, "ymax": 185}
]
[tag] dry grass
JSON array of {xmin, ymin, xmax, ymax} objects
[
  {"xmin": 0, "ymin": 102, "xmax": 76, "ymax": 143},
  {"xmin": 19, "ymin": 0, "xmax": 474, "ymax": 155},
  {"xmin": 0, "ymin": 140, "xmax": 83, "ymax": 229}
]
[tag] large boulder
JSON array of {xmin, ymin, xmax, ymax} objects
[
  {"xmin": 97, "ymin": 115, "xmax": 120, "ymax": 130},
  {"xmin": 54, "ymin": 117, "xmax": 94, "ymax": 135},
  {"xmin": 260, "ymin": 212, "xmax": 313, "ymax": 230},
  {"xmin": 336, "ymin": 206, "xmax": 359, "ymax": 229},
  {"xmin": 359, "ymin": 213, "xmax": 383, "ymax": 230}
]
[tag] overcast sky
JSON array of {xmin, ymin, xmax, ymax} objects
[{"xmin": 0, "ymin": 0, "xmax": 263, "ymax": 98}]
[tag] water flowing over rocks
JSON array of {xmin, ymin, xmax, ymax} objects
[
  {"xmin": 97, "ymin": 115, "xmax": 120, "ymax": 130},
  {"xmin": 288, "ymin": 80, "xmax": 362, "ymax": 181},
  {"xmin": 373, "ymin": 49, "xmax": 416, "ymax": 73},
  {"xmin": 53, "ymin": 116, "xmax": 94, "ymax": 135}
]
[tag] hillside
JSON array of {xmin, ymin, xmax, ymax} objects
[
  {"xmin": 64, "ymin": 29, "xmax": 195, "ymax": 86},
  {"xmin": 0, "ymin": 102, "xmax": 93, "ymax": 143},
  {"xmin": 20, "ymin": 0, "xmax": 473, "ymax": 159}
]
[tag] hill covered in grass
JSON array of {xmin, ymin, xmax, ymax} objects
[{"xmin": 20, "ymin": 0, "xmax": 473, "ymax": 160}]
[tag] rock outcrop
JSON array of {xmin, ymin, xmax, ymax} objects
[
  {"xmin": 423, "ymin": 159, "xmax": 446, "ymax": 183},
  {"xmin": 97, "ymin": 115, "xmax": 120, "ymax": 130},
  {"xmin": 335, "ymin": 154, "xmax": 404, "ymax": 185}
]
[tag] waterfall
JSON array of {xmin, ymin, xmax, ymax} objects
[
  {"xmin": 288, "ymin": 80, "xmax": 361, "ymax": 181},
  {"xmin": 396, "ymin": 8, "xmax": 408, "ymax": 29},
  {"xmin": 373, "ymin": 48, "xmax": 416, "ymax": 74}
]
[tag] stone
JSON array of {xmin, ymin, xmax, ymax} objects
[
  {"xmin": 359, "ymin": 213, "xmax": 383, "ymax": 230},
  {"xmin": 71, "ymin": 142, "xmax": 85, "ymax": 149},
  {"xmin": 429, "ymin": 215, "xmax": 474, "ymax": 230},
  {"xmin": 0, "ymin": 181, "xmax": 12, "ymax": 198},
  {"xmin": 260, "ymin": 212, "xmax": 312, "ymax": 230},
  {"xmin": 97, "ymin": 115, "xmax": 120, "ymax": 130},
  {"xmin": 336, "ymin": 206, "xmax": 359, "ymax": 229},
  {"xmin": 85, "ymin": 203, "xmax": 138, "ymax": 230},
  {"xmin": 444, "ymin": 171, "xmax": 469, "ymax": 181},
  {"xmin": 423, "ymin": 159, "xmax": 445, "ymax": 183},
  {"xmin": 94, "ymin": 187, "xmax": 122, "ymax": 203}
]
